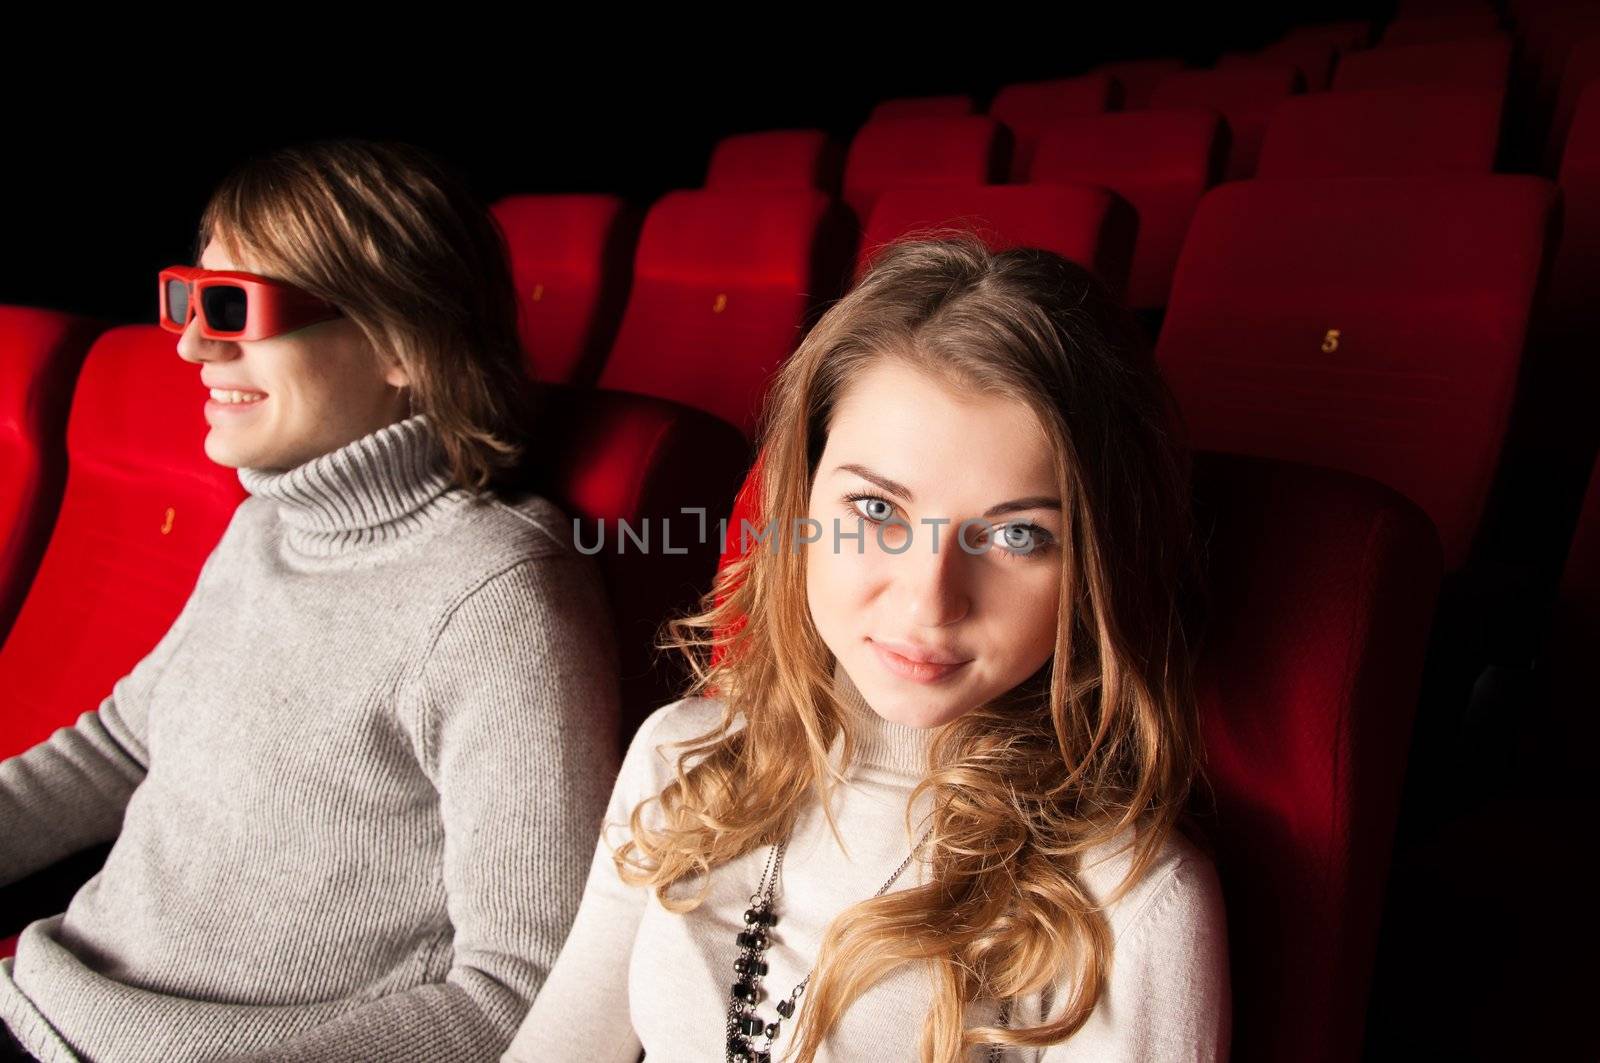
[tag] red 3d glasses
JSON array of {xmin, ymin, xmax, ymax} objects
[{"xmin": 159, "ymin": 265, "xmax": 342, "ymax": 341}]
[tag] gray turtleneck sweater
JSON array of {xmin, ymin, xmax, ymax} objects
[
  {"xmin": 0, "ymin": 413, "xmax": 621, "ymax": 1063},
  {"xmin": 505, "ymin": 663, "xmax": 1230, "ymax": 1062}
]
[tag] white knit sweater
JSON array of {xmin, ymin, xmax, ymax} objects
[
  {"xmin": 0, "ymin": 413, "xmax": 621, "ymax": 1062},
  {"xmin": 505, "ymin": 664, "xmax": 1231, "ymax": 1062}
]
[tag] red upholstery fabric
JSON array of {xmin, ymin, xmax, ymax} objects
[
  {"xmin": 1334, "ymin": 34, "xmax": 1512, "ymax": 94},
  {"xmin": 842, "ymin": 117, "xmax": 1010, "ymax": 223},
  {"xmin": 1544, "ymin": 448, "xmax": 1600, "ymax": 777},
  {"xmin": 1279, "ymin": 18, "xmax": 1374, "ymax": 51},
  {"xmin": 1190, "ymin": 453, "xmax": 1442, "ymax": 1063},
  {"xmin": 858, "ymin": 184, "xmax": 1137, "ymax": 299},
  {"xmin": 868, "ymin": 95, "xmax": 976, "ymax": 121},
  {"xmin": 1550, "ymin": 79, "xmax": 1600, "ymax": 322},
  {"xmin": 0, "ymin": 307, "xmax": 104, "ymax": 646},
  {"xmin": 528, "ymin": 386, "xmax": 749, "ymax": 738},
  {"xmin": 1156, "ymin": 176, "xmax": 1559, "ymax": 571},
  {"xmin": 705, "ymin": 129, "xmax": 844, "ymax": 195},
  {"xmin": 1557, "ymin": 456, "xmax": 1600, "ymax": 632},
  {"xmin": 1149, "ymin": 66, "xmax": 1305, "ymax": 180},
  {"xmin": 1381, "ymin": 11, "xmax": 1503, "ymax": 46},
  {"xmin": 1031, "ymin": 110, "xmax": 1226, "ymax": 310},
  {"xmin": 711, "ymin": 449, "xmax": 1442, "ymax": 1063},
  {"xmin": 0, "ymin": 326, "xmax": 246, "ymax": 761},
  {"xmin": 1092, "ymin": 58, "xmax": 1186, "ymax": 109},
  {"xmin": 597, "ymin": 189, "xmax": 848, "ymax": 437},
  {"xmin": 1396, "ymin": 0, "xmax": 1492, "ymax": 13},
  {"xmin": 705, "ymin": 446, "xmax": 764, "ymax": 676},
  {"xmin": 1524, "ymin": 5, "xmax": 1600, "ymax": 125},
  {"xmin": 1545, "ymin": 34, "xmax": 1600, "ymax": 169},
  {"xmin": 490, "ymin": 194, "xmax": 636, "ymax": 385},
  {"xmin": 1219, "ymin": 38, "xmax": 1343, "ymax": 92},
  {"xmin": 989, "ymin": 74, "xmax": 1121, "ymax": 179},
  {"xmin": 1257, "ymin": 90, "xmax": 1502, "ymax": 177},
  {"xmin": 1534, "ymin": 83, "xmax": 1600, "ymax": 475}
]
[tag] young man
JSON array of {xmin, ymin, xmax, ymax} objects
[{"xmin": 0, "ymin": 140, "xmax": 621, "ymax": 1062}]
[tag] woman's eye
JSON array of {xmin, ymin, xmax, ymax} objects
[
  {"xmin": 1000, "ymin": 524, "xmax": 1036, "ymax": 551},
  {"xmin": 849, "ymin": 495, "xmax": 895, "ymax": 522},
  {"xmin": 989, "ymin": 522, "xmax": 1054, "ymax": 557}
]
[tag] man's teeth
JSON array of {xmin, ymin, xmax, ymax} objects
[{"xmin": 209, "ymin": 388, "xmax": 265, "ymax": 404}]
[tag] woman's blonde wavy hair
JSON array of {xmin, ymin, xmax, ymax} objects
[
  {"xmin": 618, "ymin": 235, "xmax": 1210, "ymax": 1060},
  {"xmin": 195, "ymin": 138, "xmax": 535, "ymax": 494}
]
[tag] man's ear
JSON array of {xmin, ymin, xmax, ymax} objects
[{"xmin": 381, "ymin": 357, "xmax": 411, "ymax": 389}]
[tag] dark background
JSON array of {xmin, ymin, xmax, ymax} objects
[{"xmin": 0, "ymin": 7, "xmax": 1384, "ymax": 326}]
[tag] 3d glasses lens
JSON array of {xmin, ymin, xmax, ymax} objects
[
  {"xmin": 201, "ymin": 285, "xmax": 249, "ymax": 334},
  {"xmin": 165, "ymin": 278, "xmax": 191, "ymax": 326}
]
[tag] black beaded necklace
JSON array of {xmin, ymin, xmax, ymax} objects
[{"xmin": 724, "ymin": 828, "xmax": 1012, "ymax": 1062}]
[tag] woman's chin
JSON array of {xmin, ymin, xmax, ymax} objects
[{"xmin": 855, "ymin": 678, "xmax": 970, "ymax": 730}]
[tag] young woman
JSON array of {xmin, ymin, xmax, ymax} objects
[
  {"xmin": 505, "ymin": 237, "xmax": 1230, "ymax": 1062},
  {"xmin": 0, "ymin": 139, "xmax": 621, "ymax": 1063}
]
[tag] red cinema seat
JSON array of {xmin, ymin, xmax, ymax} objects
[
  {"xmin": 1190, "ymin": 453, "xmax": 1442, "ymax": 1063},
  {"xmin": 0, "ymin": 308, "xmax": 104, "ymax": 645},
  {"xmin": 1546, "ymin": 34, "xmax": 1600, "ymax": 172},
  {"xmin": 857, "ymin": 185, "xmax": 1138, "ymax": 300},
  {"xmin": 1093, "ymin": 58, "xmax": 1186, "ymax": 109},
  {"xmin": 1279, "ymin": 18, "xmax": 1374, "ymax": 51},
  {"xmin": 0, "ymin": 325, "xmax": 247, "ymax": 762},
  {"xmin": 1548, "ymin": 81, "xmax": 1600, "ymax": 342},
  {"xmin": 596, "ymin": 189, "xmax": 850, "ymax": 438},
  {"xmin": 1510, "ymin": 0, "xmax": 1571, "ymax": 28},
  {"xmin": 842, "ymin": 117, "xmax": 1010, "ymax": 223},
  {"xmin": 1031, "ymin": 110, "xmax": 1227, "ymax": 310},
  {"xmin": 1156, "ymin": 176, "xmax": 1559, "ymax": 572},
  {"xmin": 1335, "ymin": 33, "xmax": 1512, "ymax": 94},
  {"xmin": 1515, "ymin": 82, "xmax": 1600, "ymax": 514},
  {"xmin": 1381, "ymin": 11, "xmax": 1503, "ymax": 45},
  {"xmin": 1149, "ymin": 66, "xmax": 1305, "ymax": 180},
  {"xmin": 711, "ymin": 449, "xmax": 1442, "ymax": 1063},
  {"xmin": 527, "ymin": 386, "xmax": 749, "ymax": 736},
  {"xmin": 705, "ymin": 130, "xmax": 844, "ymax": 195},
  {"xmin": 1521, "ymin": 2, "xmax": 1600, "ymax": 103},
  {"xmin": 490, "ymin": 194, "xmax": 637, "ymax": 385},
  {"xmin": 868, "ymin": 94, "xmax": 975, "ymax": 121},
  {"xmin": 1257, "ymin": 90, "xmax": 1502, "ymax": 176},
  {"xmin": 1546, "ymin": 451, "xmax": 1600, "ymax": 765},
  {"xmin": 989, "ymin": 74, "xmax": 1122, "ymax": 179},
  {"xmin": 1395, "ymin": 0, "xmax": 1494, "ymax": 13},
  {"xmin": 1219, "ymin": 36, "xmax": 1345, "ymax": 92}
]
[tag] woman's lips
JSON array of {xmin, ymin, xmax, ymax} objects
[{"xmin": 868, "ymin": 638, "xmax": 972, "ymax": 684}]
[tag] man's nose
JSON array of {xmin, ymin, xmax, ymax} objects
[{"xmin": 175, "ymin": 310, "xmax": 237, "ymax": 365}]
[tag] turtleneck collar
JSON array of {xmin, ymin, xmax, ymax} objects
[
  {"xmin": 829, "ymin": 659, "xmax": 942, "ymax": 780},
  {"xmin": 237, "ymin": 413, "xmax": 464, "ymax": 558}
]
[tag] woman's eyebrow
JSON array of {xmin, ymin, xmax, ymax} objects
[
  {"xmin": 834, "ymin": 463, "xmax": 913, "ymax": 500},
  {"xmin": 983, "ymin": 496, "xmax": 1062, "ymax": 518},
  {"xmin": 833, "ymin": 463, "xmax": 1061, "ymax": 517}
]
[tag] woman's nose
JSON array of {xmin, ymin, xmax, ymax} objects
[{"xmin": 897, "ymin": 525, "xmax": 971, "ymax": 628}]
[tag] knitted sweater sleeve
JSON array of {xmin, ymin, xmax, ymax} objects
[
  {"xmin": 232, "ymin": 550, "xmax": 622, "ymax": 1063},
  {"xmin": 1038, "ymin": 854, "xmax": 1232, "ymax": 1063},
  {"xmin": 499, "ymin": 697, "xmax": 685, "ymax": 1063},
  {"xmin": 0, "ymin": 550, "xmax": 216, "ymax": 888}
]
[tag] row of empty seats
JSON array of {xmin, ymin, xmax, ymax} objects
[{"xmin": 488, "ymin": 19, "xmax": 1598, "ymax": 428}]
